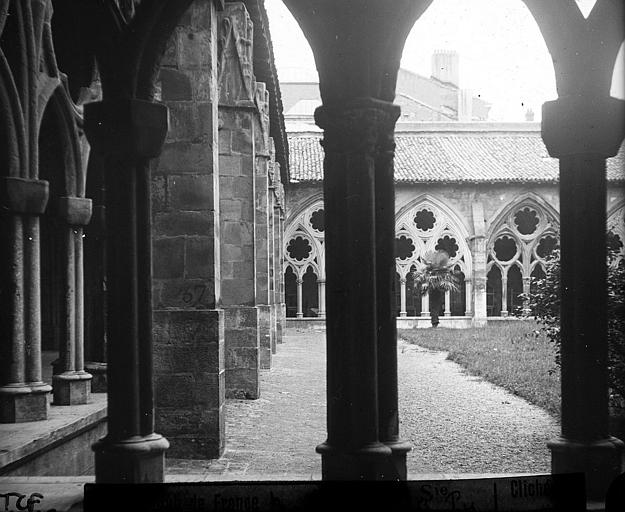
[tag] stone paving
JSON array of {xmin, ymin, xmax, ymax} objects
[{"xmin": 166, "ymin": 327, "xmax": 560, "ymax": 480}]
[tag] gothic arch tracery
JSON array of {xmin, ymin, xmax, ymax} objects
[
  {"xmin": 394, "ymin": 196, "xmax": 472, "ymax": 317},
  {"xmin": 395, "ymin": 197, "xmax": 472, "ymax": 279},
  {"xmin": 486, "ymin": 194, "xmax": 559, "ymax": 315}
]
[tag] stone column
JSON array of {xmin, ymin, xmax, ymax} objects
[
  {"xmin": 421, "ymin": 292, "xmax": 430, "ymax": 317},
  {"xmin": 53, "ymin": 197, "xmax": 93, "ymax": 405},
  {"xmin": 522, "ymin": 276, "xmax": 531, "ymax": 315},
  {"xmin": 465, "ymin": 279, "xmax": 473, "ymax": 316},
  {"xmin": 318, "ymin": 280, "xmax": 327, "ymax": 318},
  {"xmin": 501, "ymin": 276, "xmax": 508, "ymax": 317},
  {"xmin": 85, "ymin": 98, "xmax": 170, "ymax": 483},
  {"xmin": 374, "ymin": 100, "xmax": 411, "ymax": 480},
  {"xmin": 296, "ymin": 278, "xmax": 304, "ymax": 318},
  {"xmin": 444, "ymin": 290, "xmax": 451, "ymax": 316},
  {"xmin": 0, "ymin": 177, "xmax": 52, "ymax": 422},
  {"xmin": 542, "ymin": 95, "xmax": 625, "ymax": 500},
  {"xmin": 399, "ymin": 278, "xmax": 407, "ymax": 317},
  {"xmin": 314, "ymin": 99, "xmax": 394, "ymax": 480}
]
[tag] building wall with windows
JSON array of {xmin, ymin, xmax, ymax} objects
[{"xmin": 285, "ymin": 125, "xmax": 625, "ymax": 326}]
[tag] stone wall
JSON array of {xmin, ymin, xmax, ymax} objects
[
  {"xmin": 152, "ymin": 0, "xmax": 225, "ymax": 459},
  {"xmin": 151, "ymin": 0, "xmax": 286, "ymax": 456}
]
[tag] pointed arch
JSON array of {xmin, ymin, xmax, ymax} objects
[
  {"xmin": 395, "ymin": 193, "xmax": 472, "ymax": 277},
  {"xmin": 487, "ymin": 191, "xmax": 559, "ymax": 241}
]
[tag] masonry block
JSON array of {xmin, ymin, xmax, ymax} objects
[
  {"xmin": 225, "ymin": 369, "xmax": 259, "ymax": 400},
  {"xmin": 0, "ymin": 391, "xmax": 49, "ymax": 423},
  {"xmin": 177, "ymin": 29, "xmax": 211, "ymax": 70},
  {"xmin": 156, "ymin": 373, "xmax": 196, "ymax": 408},
  {"xmin": 159, "ymin": 68, "xmax": 193, "ymax": 101},
  {"xmin": 221, "ymin": 279, "xmax": 255, "ymax": 306},
  {"xmin": 185, "ymin": 237, "xmax": 214, "ymax": 279},
  {"xmin": 157, "ymin": 142, "xmax": 214, "ymax": 173},
  {"xmin": 219, "ymin": 154, "xmax": 242, "ymax": 176},
  {"xmin": 168, "ymin": 103, "xmax": 213, "ymax": 143},
  {"xmin": 257, "ymin": 304, "xmax": 272, "ymax": 369},
  {"xmin": 52, "ymin": 373, "xmax": 91, "ymax": 405},
  {"xmin": 154, "ymin": 211, "xmax": 214, "ymax": 237},
  {"xmin": 154, "ymin": 344, "xmax": 220, "ymax": 375},
  {"xmin": 223, "ymin": 305, "xmax": 259, "ymax": 399},
  {"xmin": 153, "ymin": 237, "xmax": 185, "ymax": 279},
  {"xmin": 169, "ymin": 175, "xmax": 215, "ymax": 210},
  {"xmin": 151, "ymin": 176, "xmax": 167, "ymax": 212},
  {"xmin": 169, "ymin": 309, "xmax": 223, "ymax": 344},
  {"xmin": 154, "ymin": 279, "xmax": 217, "ymax": 309}
]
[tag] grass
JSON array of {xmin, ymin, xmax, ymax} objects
[{"xmin": 398, "ymin": 321, "xmax": 561, "ymax": 418}]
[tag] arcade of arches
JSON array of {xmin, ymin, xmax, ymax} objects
[
  {"xmin": 0, "ymin": 0, "xmax": 624, "ymax": 505},
  {"xmin": 285, "ymin": 193, "xmax": 624, "ymax": 324}
]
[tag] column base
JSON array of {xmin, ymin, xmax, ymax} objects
[
  {"xmin": 471, "ymin": 317, "xmax": 488, "ymax": 327},
  {"xmin": 52, "ymin": 371, "xmax": 92, "ymax": 405},
  {"xmin": 94, "ymin": 433, "xmax": 170, "ymax": 483},
  {"xmin": 85, "ymin": 362, "xmax": 107, "ymax": 393},
  {"xmin": 0, "ymin": 383, "xmax": 51, "ymax": 422},
  {"xmin": 316, "ymin": 441, "xmax": 394, "ymax": 480},
  {"xmin": 383, "ymin": 440, "xmax": 412, "ymax": 480},
  {"xmin": 548, "ymin": 435, "xmax": 625, "ymax": 501}
]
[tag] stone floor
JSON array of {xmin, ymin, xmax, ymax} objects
[{"xmin": 166, "ymin": 327, "xmax": 560, "ymax": 480}]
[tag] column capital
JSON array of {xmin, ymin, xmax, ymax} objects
[
  {"xmin": 542, "ymin": 96, "xmax": 625, "ymax": 158},
  {"xmin": 0, "ymin": 177, "xmax": 49, "ymax": 215},
  {"xmin": 399, "ymin": 277, "xmax": 407, "ymax": 285},
  {"xmin": 84, "ymin": 99, "xmax": 169, "ymax": 159},
  {"xmin": 315, "ymin": 98, "xmax": 400, "ymax": 156}
]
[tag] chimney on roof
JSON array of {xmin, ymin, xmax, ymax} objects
[
  {"xmin": 431, "ymin": 50, "xmax": 460, "ymax": 88},
  {"xmin": 458, "ymin": 89, "xmax": 473, "ymax": 121}
]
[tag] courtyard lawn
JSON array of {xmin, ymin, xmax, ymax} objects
[{"xmin": 398, "ymin": 321, "xmax": 561, "ymax": 417}]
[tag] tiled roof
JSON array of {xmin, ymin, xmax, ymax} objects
[{"xmin": 288, "ymin": 130, "xmax": 625, "ymax": 184}]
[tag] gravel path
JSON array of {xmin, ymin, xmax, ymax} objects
[{"xmin": 167, "ymin": 327, "xmax": 559, "ymax": 480}]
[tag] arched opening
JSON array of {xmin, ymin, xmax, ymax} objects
[
  {"xmin": 406, "ymin": 265, "xmax": 422, "ymax": 316},
  {"xmin": 285, "ymin": 266, "xmax": 297, "ymax": 317},
  {"xmin": 451, "ymin": 266, "xmax": 466, "ymax": 316},
  {"xmin": 507, "ymin": 264, "xmax": 524, "ymax": 316},
  {"xmin": 530, "ymin": 264, "xmax": 546, "ymax": 296},
  {"xmin": 302, "ymin": 266, "xmax": 319, "ymax": 317},
  {"xmin": 487, "ymin": 265, "xmax": 502, "ymax": 317}
]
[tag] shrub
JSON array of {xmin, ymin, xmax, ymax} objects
[{"xmin": 526, "ymin": 231, "xmax": 625, "ymax": 408}]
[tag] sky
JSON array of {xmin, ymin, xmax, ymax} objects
[{"xmin": 265, "ymin": 0, "xmax": 624, "ymax": 121}]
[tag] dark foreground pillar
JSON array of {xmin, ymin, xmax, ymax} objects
[
  {"xmin": 542, "ymin": 96, "xmax": 625, "ymax": 501},
  {"xmin": 314, "ymin": 99, "xmax": 394, "ymax": 480},
  {"xmin": 85, "ymin": 99, "xmax": 170, "ymax": 483},
  {"xmin": 374, "ymin": 102, "xmax": 411, "ymax": 480}
]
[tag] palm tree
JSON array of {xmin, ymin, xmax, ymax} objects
[{"xmin": 411, "ymin": 250, "xmax": 460, "ymax": 327}]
